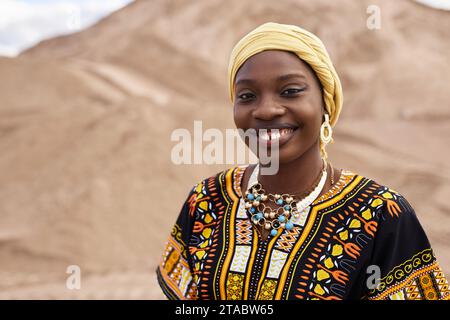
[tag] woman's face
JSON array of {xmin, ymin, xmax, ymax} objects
[{"xmin": 233, "ymin": 50, "xmax": 325, "ymax": 164}]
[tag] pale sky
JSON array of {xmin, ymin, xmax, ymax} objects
[
  {"xmin": 415, "ymin": 0, "xmax": 450, "ymax": 10},
  {"xmin": 0, "ymin": 0, "xmax": 133, "ymax": 57}
]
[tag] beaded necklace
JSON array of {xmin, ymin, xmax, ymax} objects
[{"xmin": 244, "ymin": 159, "xmax": 328, "ymax": 237}]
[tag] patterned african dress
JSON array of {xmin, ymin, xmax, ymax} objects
[{"xmin": 156, "ymin": 166, "xmax": 450, "ymax": 300}]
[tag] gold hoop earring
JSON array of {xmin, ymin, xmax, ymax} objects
[{"xmin": 320, "ymin": 114, "xmax": 332, "ymax": 145}]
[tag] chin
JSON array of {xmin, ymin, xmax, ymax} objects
[
  {"xmin": 278, "ymin": 149, "xmax": 305, "ymax": 165},
  {"xmin": 258, "ymin": 145, "xmax": 305, "ymax": 166}
]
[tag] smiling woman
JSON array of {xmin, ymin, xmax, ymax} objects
[{"xmin": 157, "ymin": 22, "xmax": 449, "ymax": 300}]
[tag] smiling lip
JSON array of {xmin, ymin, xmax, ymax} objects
[{"xmin": 255, "ymin": 126, "xmax": 299, "ymax": 147}]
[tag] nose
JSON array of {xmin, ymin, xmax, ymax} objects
[{"xmin": 252, "ymin": 95, "xmax": 286, "ymax": 121}]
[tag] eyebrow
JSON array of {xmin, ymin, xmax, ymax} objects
[{"xmin": 235, "ymin": 73, "xmax": 307, "ymax": 87}]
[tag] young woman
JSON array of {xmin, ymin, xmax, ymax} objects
[{"xmin": 157, "ymin": 22, "xmax": 449, "ymax": 300}]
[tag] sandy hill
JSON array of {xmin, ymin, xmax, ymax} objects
[{"xmin": 0, "ymin": 0, "xmax": 449, "ymax": 299}]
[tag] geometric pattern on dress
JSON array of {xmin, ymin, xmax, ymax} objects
[
  {"xmin": 188, "ymin": 178, "xmax": 220, "ymax": 280},
  {"xmin": 179, "ymin": 266, "xmax": 192, "ymax": 297},
  {"xmin": 257, "ymin": 279, "xmax": 278, "ymax": 300},
  {"xmin": 434, "ymin": 269, "xmax": 450, "ymax": 298},
  {"xmin": 230, "ymin": 245, "xmax": 252, "ymax": 273},
  {"xmin": 275, "ymin": 226, "xmax": 301, "ymax": 252},
  {"xmin": 226, "ymin": 272, "xmax": 245, "ymax": 300},
  {"xmin": 389, "ymin": 289, "xmax": 406, "ymax": 300},
  {"xmin": 291, "ymin": 206, "xmax": 310, "ymax": 227},
  {"xmin": 404, "ymin": 278, "xmax": 422, "ymax": 300},
  {"xmin": 419, "ymin": 273, "xmax": 439, "ymax": 300},
  {"xmin": 158, "ymin": 233, "xmax": 198, "ymax": 299},
  {"xmin": 170, "ymin": 260, "xmax": 183, "ymax": 286},
  {"xmin": 267, "ymin": 249, "xmax": 289, "ymax": 279},
  {"xmin": 236, "ymin": 199, "xmax": 248, "ymax": 218},
  {"xmin": 164, "ymin": 245, "xmax": 180, "ymax": 274},
  {"xmin": 367, "ymin": 249, "xmax": 450, "ymax": 300},
  {"xmin": 236, "ymin": 219, "xmax": 252, "ymax": 244}
]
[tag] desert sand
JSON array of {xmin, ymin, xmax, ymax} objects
[{"xmin": 0, "ymin": 0, "xmax": 449, "ymax": 299}]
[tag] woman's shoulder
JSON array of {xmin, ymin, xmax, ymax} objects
[
  {"xmin": 339, "ymin": 169, "xmax": 416, "ymax": 222},
  {"xmin": 337, "ymin": 168, "xmax": 405, "ymax": 198},
  {"xmin": 185, "ymin": 165, "xmax": 247, "ymax": 199}
]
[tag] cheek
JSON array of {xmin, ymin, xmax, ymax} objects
[
  {"xmin": 232, "ymin": 105, "xmax": 240, "ymax": 127},
  {"xmin": 292, "ymin": 104, "xmax": 321, "ymax": 131},
  {"xmin": 233, "ymin": 105, "xmax": 249, "ymax": 128}
]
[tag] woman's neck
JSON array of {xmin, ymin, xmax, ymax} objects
[{"xmin": 257, "ymin": 140, "xmax": 324, "ymax": 195}]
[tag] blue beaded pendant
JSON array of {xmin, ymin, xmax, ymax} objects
[{"xmin": 285, "ymin": 221, "xmax": 294, "ymax": 230}]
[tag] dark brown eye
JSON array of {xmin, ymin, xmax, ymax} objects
[
  {"xmin": 281, "ymin": 88, "xmax": 304, "ymax": 96},
  {"xmin": 237, "ymin": 92, "xmax": 255, "ymax": 101}
]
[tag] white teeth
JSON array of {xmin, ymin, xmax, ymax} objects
[
  {"xmin": 280, "ymin": 128, "xmax": 294, "ymax": 136},
  {"xmin": 259, "ymin": 130, "xmax": 277, "ymax": 141},
  {"xmin": 259, "ymin": 128, "xmax": 295, "ymax": 141}
]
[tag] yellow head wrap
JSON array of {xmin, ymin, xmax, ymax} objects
[{"xmin": 228, "ymin": 22, "xmax": 343, "ymax": 128}]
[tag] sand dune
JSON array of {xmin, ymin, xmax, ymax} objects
[{"xmin": 0, "ymin": 0, "xmax": 449, "ymax": 299}]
